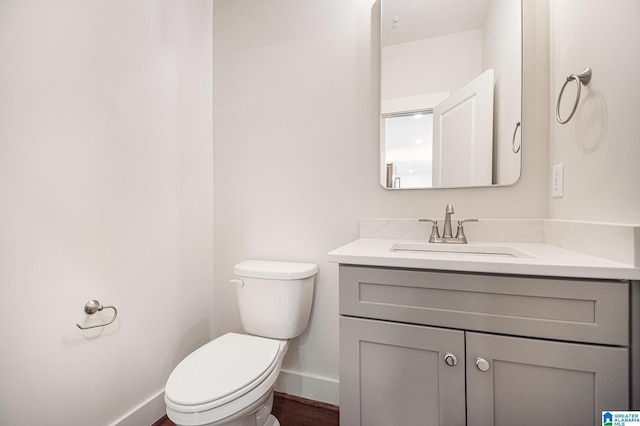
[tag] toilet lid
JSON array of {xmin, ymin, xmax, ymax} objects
[
  {"xmin": 234, "ymin": 260, "xmax": 318, "ymax": 280},
  {"xmin": 165, "ymin": 333, "xmax": 281, "ymax": 407}
]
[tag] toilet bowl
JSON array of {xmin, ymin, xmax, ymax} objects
[
  {"xmin": 165, "ymin": 333, "xmax": 288, "ymax": 426},
  {"xmin": 165, "ymin": 260, "xmax": 318, "ymax": 426}
]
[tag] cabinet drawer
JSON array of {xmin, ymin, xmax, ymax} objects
[{"xmin": 339, "ymin": 265, "xmax": 629, "ymax": 346}]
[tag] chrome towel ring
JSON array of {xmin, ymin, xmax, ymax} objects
[
  {"xmin": 556, "ymin": 67, "xmax": 592, "ymax": 124},
  {"xmin": 76, "ymin": 299, "xmax": 118, "ymax": 330},
  {"xmin": 512, "ymin": 121, "xmax": 521, "ymax": 153}
]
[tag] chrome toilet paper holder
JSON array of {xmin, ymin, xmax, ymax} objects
[{"xmin": 76, "ymin": 300, "xmax": 118, "ymax": 330}]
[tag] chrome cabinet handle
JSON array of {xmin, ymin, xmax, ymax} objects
[
  {"xmin": 476, "ymin": 358, "xmax": 490, "ymax": 372},
  {"xmin": 444, "ymin": 353, "xmax": 458, "ymax": 367}
]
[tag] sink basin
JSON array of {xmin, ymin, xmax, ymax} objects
[{"xmin": 390, "ymin": 242, "xmax": 533, "ymax": 258}]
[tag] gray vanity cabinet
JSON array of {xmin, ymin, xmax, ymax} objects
[
  {"xmin": 340, "ymin": 316, "xmax": 466, "ymax": 425},
  {"xmin": 339, "ymin": 265, "xmax": 631, "ymax": 426},
  {"xmin": 465, "ymin": 332, "xmax": 628, "ymax": 425}
]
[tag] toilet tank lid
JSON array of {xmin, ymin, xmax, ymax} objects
[{"xmin": 234, "ymin": 260, "xmax": 318, "ymax": 280}]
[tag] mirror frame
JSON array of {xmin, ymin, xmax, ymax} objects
[{"xmin": 379, "ymin": 0, "xmax": 523, "ymax": 190}]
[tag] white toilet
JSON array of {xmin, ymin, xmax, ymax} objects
[{"xmin": 165, "ymin": 260, "xmax": 318, "ymax": 426}]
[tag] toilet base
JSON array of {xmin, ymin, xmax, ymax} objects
[
  {"xmin": 170, "ymin": 389, "xmax": 279, "ymax": 426},
  {"xmin": 224, "ymin": 413, "xmax": 279, "ymax": 426},
  {"xmin": 264, "ymin": 415, "xmax": 279, "ymax": 426},
  {"xmin": 224, "ymin": 393, "xmax": 276, "ymax": 426}
]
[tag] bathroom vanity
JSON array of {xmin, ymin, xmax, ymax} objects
[{"xmin": 330, "ymin": 221, "xmax": 640, "ymax": 426}]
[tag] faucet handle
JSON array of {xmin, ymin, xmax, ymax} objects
[
  {"xmin": 455, "ymin": 219, "xmax": 478, "ymax": 242},
  {"xmin": 419, "ymin": 219, "xmax": 441, "ymax": 242},
  {"xmin": 458, "ymin": 219, "xmax": 478, "ymax": 225}
]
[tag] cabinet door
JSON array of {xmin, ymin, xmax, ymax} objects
[
  {"xmin": 340, "ymin": 316, "xmax": 466, "ymax": 426},
  {"xmin": 466, "ymin": 332, "xmax": 629, "ymax": 426}
]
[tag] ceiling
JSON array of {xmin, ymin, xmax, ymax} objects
[{"xmin": 381, "ymin": 0, "xmax": 493, "ymax": 47}]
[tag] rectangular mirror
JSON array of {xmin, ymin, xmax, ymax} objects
[{"xmin": 380, "ymin": 0, "xmax": 522, "ymax": 189}]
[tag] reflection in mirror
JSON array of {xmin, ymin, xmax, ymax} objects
[
  {"xmin": 383, "ymin": 111, "xmax": 434, "ymax": 188},
  {"xmin": 380, "ymin": 0, "xmax": 522, "ymax": 189}
]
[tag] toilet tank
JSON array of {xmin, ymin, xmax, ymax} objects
[{"xmin": 233, "ymin": 260, "xmax": 318, "ymax": 339}]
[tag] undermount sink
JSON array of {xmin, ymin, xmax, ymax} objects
[{"xmin": 390, "ymin": 242, "xmax": 533, "ymax": 258}]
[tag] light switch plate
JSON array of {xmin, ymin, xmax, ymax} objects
[{"xmin": 552, "ymin": 163, "xmax": 564, "ymax": 198}]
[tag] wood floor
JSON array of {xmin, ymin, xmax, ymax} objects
[
  {"xmin": 153, "ymin": 392, "xmax": 339, "ymax": 426},
  {"xmin": 271, "ymin": 392, "xmax": 339, "ymax": 426}
]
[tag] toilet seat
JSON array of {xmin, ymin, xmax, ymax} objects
[
  {"xmin": 164, "ymin": 333, "xmax": 288, "ymax": 425},
  {"xmin": 165, "ymin": 333, "xmax": 287, "ymax": 425}
]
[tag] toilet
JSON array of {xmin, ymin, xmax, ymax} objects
[{"xmin": 165, "ymin": 260, "xmax": 318, "ymax": 426}]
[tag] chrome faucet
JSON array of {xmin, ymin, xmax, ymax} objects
[
  {"xmin": 420, "ymin": 204, "xmax": 478, "ymax": 244},
  {"xmin": 442, "ymin": 203, "xmax": 455, "ymax": 239}
]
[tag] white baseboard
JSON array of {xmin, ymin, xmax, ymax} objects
[
  {"xmin": 274, "ymin": 369, "xmax": 339, "ymax": 406},
  {"xmin": 110, "ymin": 389, "xmax": 166, "ymax": 426}
]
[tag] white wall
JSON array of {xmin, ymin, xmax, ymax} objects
[
  {"xmin": 212, "ymin": 0, "xmax": 548, "ymax": 404},
  {"xmin": 1, "ymin": 0, "xmax": 597, "ymax": 421},
  {"xmin": 549, "ymin": 0, "xmax": 640, "ymax": 223},
  {"xmin": 382, "ymin": 29, "xmax": 482, "ymax": 100},
  {"xmin": 0, "ymin": 2, "xmax": 213, "ymax": 425}
]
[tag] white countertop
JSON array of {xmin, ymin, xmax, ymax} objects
[{"xmin": 328, "ymin": 238, "xmax": 640, "ymax": 280}]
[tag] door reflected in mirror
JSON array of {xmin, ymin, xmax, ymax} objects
[{"xmin": 380, "ymin": 0, "xmax": 522, "ymax": 189}]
